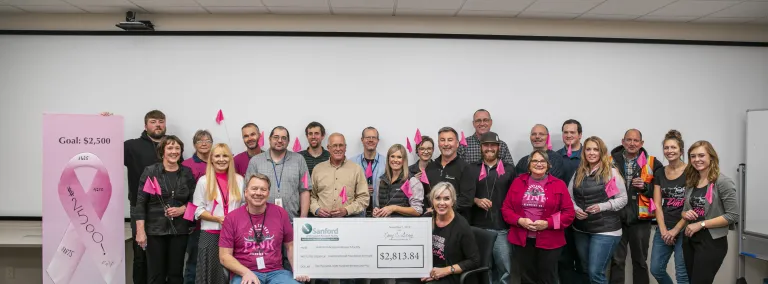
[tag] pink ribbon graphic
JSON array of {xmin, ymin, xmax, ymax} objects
[{"xmin": 47, "ymin": 153, "xmax": 121, "ymax": 284}]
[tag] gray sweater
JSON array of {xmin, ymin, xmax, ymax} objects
[{"xmin": 683, "ymin": 173, "xmax": 739, "ymax": 239}]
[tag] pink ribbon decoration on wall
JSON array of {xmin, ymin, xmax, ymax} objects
[{"xmin": 47, "ymin": 153, "xmax": 121, "ymax": 284}]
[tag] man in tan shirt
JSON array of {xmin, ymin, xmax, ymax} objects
[{"xmin": 310, "ymin": 133, "xmax": 370, "ymax": 217}]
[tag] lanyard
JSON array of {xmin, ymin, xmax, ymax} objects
[
  {"xmin": 247, "ymin": 204, "xmax": 268, "ymax": 255},
  {"xmin": 216, "ymin": 176, "xmax": 230, "ymax": 216},
  {"xmin": 271, "ymin": 159, "xmax": 285, "ymax": 192},
  {"xmin": 361, "ymin": 155, "xmax": 379, "ymax": 181}
]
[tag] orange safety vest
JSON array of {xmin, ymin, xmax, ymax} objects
[{"xmin": 611, "ymin": 155, "xmax": 656, "ymax": 219}]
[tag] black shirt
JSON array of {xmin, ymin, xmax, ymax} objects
[
  {"xmin": 298, "ymin": 148, "xmax": 331, "ymax": 175},
  {"xmin": 471, "ymin": 161, "xmax": 516, "ymax": 230},
  {"xmin": 124, "ymin": 130, "xmax": 162, "ymax": 206},
  {"xmin": 690, "ymin": 186, "xmax": 708, "ymax": 222},
  {"xmin": 432, "ymin": 215, "xmax": 480, "ymax": 283},
  {"xmin": 653, "ymin": 167, "xmax": 686, "ymax": 228},
  {"xmin": 425, "ymin": 155, "xmax": 476, "ymax": 220}
]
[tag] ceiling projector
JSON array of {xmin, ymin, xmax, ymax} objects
[{"xmin": 116, "ymin": 11, "xmax": 154, "ymax": 31}]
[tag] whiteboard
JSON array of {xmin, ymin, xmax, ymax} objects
[
  {"xmin": 745, "ymin": 109, "xmax": 768, "ymax": 237},
  {"xmin": 0, "ymin": 34, "xmax": 767, "ymax": 218}
]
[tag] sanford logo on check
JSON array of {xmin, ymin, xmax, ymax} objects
[{"xmin": 300, "ymin": 223, "xmax": 340, "ymax": 241}]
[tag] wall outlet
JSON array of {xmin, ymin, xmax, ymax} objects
[{"xmin": 5, "ymin": 267, "xmax": 13, "ymax": 279}]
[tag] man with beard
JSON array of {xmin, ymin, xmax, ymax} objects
[
  {"xmin": 243, "ymin": 126, "xmax": 311, "ymax": 221},
  {"xmin": 425, "ymin": 127, "xmax": 475, "ymax": 220},
  {"xmin": 470, "ymin": 132, "xmax": 516, "ymax": 284},
  {"xmin": 299, "ymin": 121, "xmax": 331, "ymax": 175},
  {"xmin": 124, "ymin": 109, "xmax": 167, "ymax": 284},
  {"xmin": 234, "ymin": 123, "xmax": 265, "ymax": 176},
  {"xmin": 458, "ymin": 109, "xmax": 515, "ymax": 165},
  {"xmin": 349, "ymin": 127, "xmax": 386, "ymax": 217},
  {"xmin": 515, "ymin": 124, "xmax": 565, "ymax": 182}
]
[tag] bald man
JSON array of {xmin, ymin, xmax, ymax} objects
[
  {"xmin": 515, "ymin": 124, "xmax": 565, "ymax": 181},
  {"xmin": 310, "ymin": 133, "xmax": 369, "ymax": 218}
]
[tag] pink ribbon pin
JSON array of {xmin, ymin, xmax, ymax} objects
[{"xmin": 48, "ymin": 153, "xmax": 121, "ymax": 284}]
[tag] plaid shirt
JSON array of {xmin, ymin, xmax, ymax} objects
[
  {"xmin": 622, "ymin": 151, "xmax": 638, "ymax": 189},
  {"xmin": 243, "ymin": 150, "xmax": 312, "ymax": 220},
  {"xmin": 458, "ymin": 132, "xmax": 515, "ymax": 166}
]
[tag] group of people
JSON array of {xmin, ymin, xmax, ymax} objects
[{"xmin": 119, "ymin": 108, "xmax": 739, "ymax": 284}]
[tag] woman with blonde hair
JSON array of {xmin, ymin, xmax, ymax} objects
[
  {"xmin": 681, "ymin": 141, "xmax": 738, "ymax": 284},
  {"xmin": 192, "ymin": 143, "xmax": 245, "ymax": 284},
  {"xmin": 569, "ymin": 136, "xmax": 627, "ymax": 284},
  {"xmin": 374, "ymin": 144, "xmax": 425, "ymax": 217}
]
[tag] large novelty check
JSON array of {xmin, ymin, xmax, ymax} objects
[{"xmin": 292, "ymin": 218, "xmax": 433, "ymax": 279}]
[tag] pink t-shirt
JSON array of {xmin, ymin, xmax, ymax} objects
[
  {"xmin": 219, "ymin": 205, "xmax": 293, "ymax": 273},
  {"xmin": 182, "ymin": 155, "xmax": 207, "ymax": 182},
  {"xmin": 523, "ymin": 176, "xmax": 548, "ymax": 238}
]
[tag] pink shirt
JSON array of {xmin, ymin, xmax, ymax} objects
[
  {"xmin": 182, "ymin": 154, "xmax": 207, "ymax": 182},
  {"xmin": 523, "ymin": 176, "xmax": 548, "ymax": 237},
  {"xmin": 234, "ymin": 150, "xmax": 262, "ymax": 177},
  {"xmin": 219, "ymin": 205, "xmax": 293, "ymax": 273}
]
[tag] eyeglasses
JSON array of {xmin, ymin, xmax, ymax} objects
[
  {"xmin": 363, "ymin": 136, "xmax": 379, "ymax": 141},
  {"xmin": 329, "ymin": 144, "xmax": 346, "ymax": 149},
  {"xmin": 270, "ymin": 135, "xmax": 288, "ymax": 141},
  {"xmin": 473, "ymin": 118, "xmax": 491, "ymax": 124},
  {"xmin": 531, "ymin": 159, "xmax": 547, "ymax": 165},
  {"xmin": 195, "ymin": 140, "xmax": 212, "ymax": 145},
  {"xmin": 418, "ymin": 147, "xmax": 433, "ymax": 152}
]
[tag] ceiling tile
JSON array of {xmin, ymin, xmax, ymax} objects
[
  {"xmin": 461, "ymin": 0, "xmax": 533, "ymax": 11},
  {"xmin": 142, "ymin": 5, "xmax": 208, "ymax": 13},
  {"xmin": 578, "ymin": 13, "xmax": 638, "ymax": 20},
  {"xmin": 333, "ymin": 7, "xmax": 392, "ymax": 14},
  {"xmin": 129, "ymin": 0, "xmax": 200, "ymax": 7},
  {"xmin": 457, "ymin": 9, "xmax": 519, "ymax": 16},
  {"xmin": 648, "ymin": 1, "xmax": 737, "ymax": 17},
  {"xmin": 396, "ymin": 0, "xmax": 463, "ymax": 10},
  {"xmin": 65, "ymin": 0, "xmax": 133, "ymax": 5},
  {"xmin": 517, "ymin": 11, "xmax": 581, "ymax": 19},
  {"xmin": 16, "ymin": 4, "xmax": 84, "ymax": 12},
  {"xmin": 637, "ymin": 15, "xmax": 696, "ymax": 21},
  {"xmin": 79, "ymin": 5, "xmax": 143, "ymax": 13},
  {"xmin": 196, "ymin": 0, "xmax": 263, "ymax": 7},
  {"xmin": 524, "ymin": 1, "xmax": 603, "ymax": 13},
  {"xmin": 262, "ymin": 0, "xmax": 328, "ymax": 7},
  {"xmin": 3, "ymin": 0, "xmax": 68, "ymax": 5},
  {"xmin": 0, "ymin": 5, "xmax": 24, "ymax": 12},
  {"xmin": 330, "ymin": 0, "xmax": 393, "ymax": 9},
  {"xmin": 395, "ymin": 8, "xmax": 456, "ymax": 15},
  {"xmin": 268, "ymin": 6, "xmax": 331, "ymax": 13},
  {"xmin": 206, "ymin": 6, "xmax": 268, "ymax": 13},
  {"xmin": 693, "ymin": 16, "xmax": 755, "ymax": 23},
  {"xmin": 587, "ymin": 0, "xmax": 674, "ymax": 16},
  {"xmin": 708, "ymin": 2, "xmax": 768, "ymax": 18}
]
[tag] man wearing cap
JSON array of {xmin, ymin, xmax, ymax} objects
[{"xmin": 470, "ymin": 132, "xmax": 516, "ymax": 284}]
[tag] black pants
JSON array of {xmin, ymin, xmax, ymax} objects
[
  {"xmin": 683, "ymin": 230, "xmax": 728, "ymax": 284},
  {"xmin": 610, "ymin": 222, "xmax": 651, "ymax": 284},
  {"xmin": 131, "ymin": 208, "xmax": 147, "ymax": 284},
  {"xmin": 514, "ymin": 238, "xmax": 562, "ymax": 284},
  {"xmin": 558, "ymin": 227, "xmax": 588, "ymax": 284},
  {"xmin": 146, "ymin": 234, "xmax": 189, "ymax": 284}
]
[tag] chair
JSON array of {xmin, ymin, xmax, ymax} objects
[{"xmin": 459, "ymin": 226, "xmax": 497, "ymax": 284}]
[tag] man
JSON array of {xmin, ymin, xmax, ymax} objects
[
  {"xmin": 425, "ymin": 127, "xmax": 475, "ymax": 221},
  {"xmin": 470, "ymin": 132, "xmax": 516, "ymax": 284},
  {"xmin": 243, "ymin": 126, "xmax": 312, "ymax": 221},
  {"xmin": 234, "ymin": 123, "xmax": 265, "ymax": 176},
  {"xmin": 515, "ymin": 124, "xmax": 565, "ymax": 182},
  {"xmin": 219, "ymin": 173, "xmax": 310, "ymax": 284},
  {"xmin": 124, "ymin": 109, "xmax": 167, "ymax": 284},
  {"xmin": 609, "ymin": 129, "xmax": 663, "ymax": 284},
  {"xmin": 310, "ymin": 133, "xmax": 369, "ymax": 218},
  {"xmin": 180, "ymin": 129, "xmax": 213, "ymax": 284},
  {"xmin": 298, "ymin": 121, "xmax": 331, "ymax": 175},
  {"xmin": 458, "ymin": 109, "xmax": 515, "ymax": 165},
  {"xmin": 349, "ymin": 127, "xmax": 386, "ymax": 217},
  {"xmin": 556, "ymin": 119, "xmax": 587, "ymax": 284}
]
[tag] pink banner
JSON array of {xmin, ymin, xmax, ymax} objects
[{"xmin": 43, "ymin": 114, "xmax": 125, "ymax": 284}]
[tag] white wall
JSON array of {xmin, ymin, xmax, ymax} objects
[{"xmin": 0, "ymin": 13, "xmax": 767, "ymax": 284}]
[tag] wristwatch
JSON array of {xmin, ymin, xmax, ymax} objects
[
  {"xmin": 700, "ymin": 221, "xmax": 706, "ymax": 228},
  {"xmin": 450, "ymin": 266, "xmax": 455, "ymax": 274}
]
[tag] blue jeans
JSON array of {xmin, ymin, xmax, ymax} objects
[
  {"xmin": 184, "ymin": 229, "xmax": 200, "ymax": 284},
  {"xmin": 230, "ymin": 269, "xmax": 298, "ymax": 284},
  {"xmin": 486, "ymin": 229, "xmax": 512, "ymax": 284},
  {"xmin": 573, "ymin": 231, "xmax": 621, "ymax": 284},
  {"xmin": 650, "ymin": 228, "xmax": 688, "ymax": 284}
]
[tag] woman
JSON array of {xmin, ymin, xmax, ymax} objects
[
  {"xmin": 409, "ymin": 136, "xmax": 434, "ymax": 208},
  {"xmin": 681, "ymin": 141, "xmax": 738, "ymax": 284},
  {"xmin": 133, "ymin": 135, "xmax": 196, "ymax": 284},
  {"xmin": 374, "ymin": 144, "xmax": 425, "ymax": 217},
  {"xmin": 502, "ymin": 149, "xmax": 575, "ymax": 284},
  {"xmin": 569, "ymin": 136, "xmax": 627, "ymax": 284},
  {"xmin": 192, "ymin": 143, "xmax": 245, "ymax": 284},
  {"xmin": 650, "ymin": 130, "xmax": 688, "ymax": 284},
  {"xmin": 422, "ymin": 182, "xmax": 480, "ymax": 284}
]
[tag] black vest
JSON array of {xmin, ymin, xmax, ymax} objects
[
  {"xmin": 572, "ymin": 173, "xmax": 622, "ymax": 233},
  {"xmin": 379, "ymin": 176, "xmax": 412, "ymax": 218}
]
